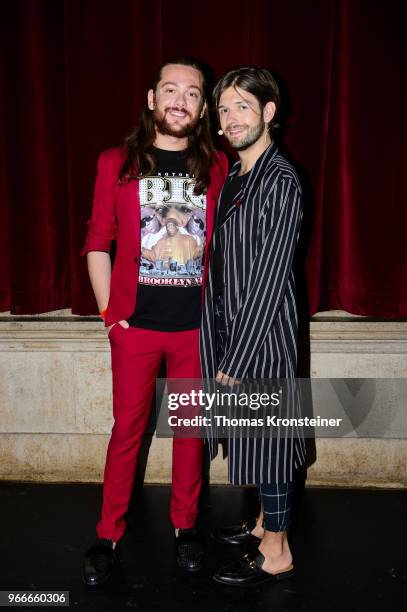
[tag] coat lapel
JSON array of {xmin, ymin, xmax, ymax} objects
[{"xmin": 217, "ymin": 144, "xmax": 278, "ymax": 230}]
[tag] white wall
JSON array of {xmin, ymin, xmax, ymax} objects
[{"xmin": 0, "ymin": 312, "xmax": 406, "ymax": 487}]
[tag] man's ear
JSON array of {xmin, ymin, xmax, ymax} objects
[
  {"xmin": 263, "ymin": 101, "xmax": 276, "ymax": 124},
  {"xmin": 147, "ymin": 89, "xmax": 155, "ymax": 111}
]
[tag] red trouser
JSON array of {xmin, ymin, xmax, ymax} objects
[{"xmin": 96, "ymin": 325, "xmax": 203, "ymax": 542}]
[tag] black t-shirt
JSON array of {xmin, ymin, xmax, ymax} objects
[
  {"xmin": 213, "ymin": 172, "xmax": 248, "ymax": 296},
  {"xmin": 128, "ymin": 147, "xmax": 207, "ymax": 331}
]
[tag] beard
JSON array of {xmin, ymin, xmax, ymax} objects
[
  {"xmin": 153, "ymin": 107, "xmax": 201, "ymax": 138},
  {"xmin": 228, "ymin": 117, "xmax": 266, "ymax": 151}
]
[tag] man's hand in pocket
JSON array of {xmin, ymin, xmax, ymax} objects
[{"xmin": 107, "ymin": 320, "xmax": 130, "ymax": 334}]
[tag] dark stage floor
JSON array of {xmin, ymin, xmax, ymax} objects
[{"xmin": 0, "ymin": 482, "xmax": 405, "ymax": 611}]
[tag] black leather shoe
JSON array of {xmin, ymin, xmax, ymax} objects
[
  {"xmin": 83, "ymin": 538, "xmax": 116, "ymax": 586},
  {"xmin": 175, "ymin": 528, "xmax": 204, "ymax": 572},
  {"xmin": 212, "ymin": 518, "xmax": 262, "ymax": 546},
  {"xmin": 213, "ymin": 550, "xmax": 294, "ymax": 586}
]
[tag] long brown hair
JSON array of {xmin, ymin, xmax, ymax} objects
[{"xmin": 119, "ymin": 58, "xmax": 215, "ymax": 195}]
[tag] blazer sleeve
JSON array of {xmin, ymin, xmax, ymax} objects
[
  {"xmin": 80, "ymin": 151, "xmax": 117, "ymax": 256},
  {"xmin": 218, "ymin": 175, "xmax": 303, "ymax": 379}
]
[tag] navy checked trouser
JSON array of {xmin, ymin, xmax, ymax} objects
[{"xmin": 259, "ymin": 482, "xmax": 294, "ymax": 531}]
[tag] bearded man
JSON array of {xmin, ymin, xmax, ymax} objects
[
  {"xmin": 200, "ymin": 66, "xmax": 305, "ymax": 586},
  {"xmin": 81, "ymin": 58, "xmax": 227, "ymax": 584}
]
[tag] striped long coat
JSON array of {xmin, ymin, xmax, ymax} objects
[{"xmin": 200, "ymin": 143, "xmax": 306, "ymax": 485}]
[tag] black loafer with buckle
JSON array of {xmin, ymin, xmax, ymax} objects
[
  {"xmin": 175, "ymin": 528, "xmax": 204, "ymax": 572},
  {"xmin": 212, "ymin": 518, "xmax": 262, "ymax": 546},
  {"xmin": 83, "ymin": 538, "xmax": 116, "ymax": 586},
  {"xmin": 213, "ymin": 550, "xmax": 295, "ymax": 586}
]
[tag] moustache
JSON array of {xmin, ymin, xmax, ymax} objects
[
  {"xmin": 165, "ymin": 106, "xmax": 192, "ymax": 118},
  {"xmin": 226, "ymin": 124, "xmax": 247, "ymax": 133}
]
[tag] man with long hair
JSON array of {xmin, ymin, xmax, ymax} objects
[
  {"xmin": 200, "ymin": 66, "xmax": 306, "ymax": 585},
  {"xmin": 81, "ymin": 58, "xmax": 227, "ymax": 584}
]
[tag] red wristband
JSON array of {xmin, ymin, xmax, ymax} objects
[{"xmin": 99, "ymin": 308, "xmax": 107, "ymax": 320}]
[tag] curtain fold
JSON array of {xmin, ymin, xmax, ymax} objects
[
  {"xmin": 64, "ymin": 0, "xmax": 163, "ymax": 314},
  {"xmin": 308, "ymin": 0, "xmax": 407, "ymax": 316},
  {"xmin": 0, "ymin": 50, "xmax": 10, "ymax": 313},
  {"xmin": 2, "ymin": 0, "xmax": 406, "ymax": 317},
  {"xmin": 2, "ymin": 1, "xmax": 70, "ymax": 314}
]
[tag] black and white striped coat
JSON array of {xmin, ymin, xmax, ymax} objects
[{"xmin": 200, "ymin": 143, "xmax": 306, "ymax": 484}]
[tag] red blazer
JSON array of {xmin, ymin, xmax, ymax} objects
[{"xmin": 81, "ymin": 147, "xmax": 228, "ymax": 326}]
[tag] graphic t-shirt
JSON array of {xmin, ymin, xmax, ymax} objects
[{"xmin": 128, "ymin": 147, "xmax": 206, "ymax": 331}]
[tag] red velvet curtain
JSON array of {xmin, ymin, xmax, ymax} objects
[{"xmin": 2, "ymin": 0, "xmax": 406, "ymax": 317}]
